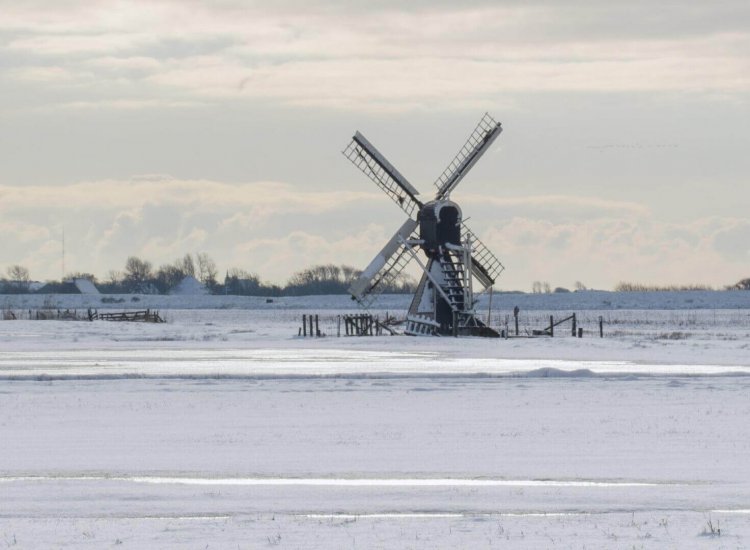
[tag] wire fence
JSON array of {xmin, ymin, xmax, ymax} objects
[{"xmin": 293, "ymin": 308, "xmax": 750, "ymax": 339}]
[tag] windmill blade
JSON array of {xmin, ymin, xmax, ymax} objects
[
  {"xmin": 462, "ymin": 223, "xmax": 504, "ymax": 291},
  {"xmin": 434, "ymin": 113, "xmax": 502, "ymax": 199},
  {"xmin": 343, "ymin": 131, "xmax": 423, "ymax": 218},
  {"xmin": 349, "ymin": 218, "xmax": 419, "ymax": 307}
]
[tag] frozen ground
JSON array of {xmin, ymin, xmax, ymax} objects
[{"xmin": 1, "ymin": 293, "xmax": 749, "ymax": 548}]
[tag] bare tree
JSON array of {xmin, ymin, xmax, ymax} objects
[
  {"xmin": 106, "ymin": 270, "xmax": 123, "ymax": 285},
  {"xmin": 543, "ymin": 282, "xmax": 551, "ymax": 294},
  {"xmin": 227, "ymin": 267, "xmax": 258, "ymax": 281},
  {"xmin": 196, "ymin": 252, "xmax": 218, "ymax": 287},
  {"xmin": 123, "ymin": 256, "xmax": 153, "ymax": 289},
  {"xmin": 65, "ymin": 272, "xmax": 97, "ymax": 283},
  {"xmin": 341, "ymin": 265, "xmax": 360, "ymax": 283},
  {"xmin": 531, "ymin": 281, "xmax": 542, "ymax": 294},
  {"xmin": 574, "ymin": 281, "xmax": 587, "ymax": 291},
  {"xmin": 177, "ymin": 253, "xmax": 195, "ymax": 277},
  {"xmin": 154, "ymin": 264, "xmax": 184, "ymax": 294},
  {"xmin": 6, "ymin": 265, "xmax": 30, "ymax": 283}
]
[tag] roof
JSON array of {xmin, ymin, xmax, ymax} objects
[{"xmin": 170, "ymin": 275, "xmax": 210, "ymax": 296}]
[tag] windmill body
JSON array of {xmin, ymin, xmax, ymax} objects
[{"xmin": 343, "ymin": 114, "xmax": 505, "ymax": 337}]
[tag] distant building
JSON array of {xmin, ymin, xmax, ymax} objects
[
  {"xmin": 36, "ymin": 278, "xmax": 100, "ymax": 295},
  {"xmin": 72, "ymin": 278, "xmax": 100, "ymax": 295},
  {"xmin": 170, "ymin": 275, "xmax": 209, "ymax": 296}
]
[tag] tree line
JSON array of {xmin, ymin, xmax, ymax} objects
[
  {"xmin": 2, "ymin": 258, "xmax": 748, "ymax": 295},
  {"xmin": 0, "ymin": 254, "xmax": 417, "ymax": 296}
]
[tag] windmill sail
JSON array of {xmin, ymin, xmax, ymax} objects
[
  {"xmin": 343, "ymin": 132, "xmax": 422, "ymax": 218},
  {"xmin": 462, "ymin": 223, "xmax": 505, "ymax": 291},
  {"xmin": 434, "ymin": 113, "xmax": 503, "ymax": 199},
  {"xmin": 349, "ymin": 218, "xmax": 419, "ymax": 306}
]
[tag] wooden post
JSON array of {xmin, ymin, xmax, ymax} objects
[
  {"xmin": 578, "ymin": 327, "xmax": 583, "ymax": 338},
  {"xmin": 550, "ymin": 315, "xmax": 554, "ymax": 337},
  {"xmin": 572, "ymin": 313, "xmax": 577, "ymax": 337},
  {"xmin": 369, "ymin": 315, "xmax": 373, "ymax": 336},
  {"xmin": 302, "ymin": 314, "xmax": 307, "ymax": 337},
  {"xmin": 315, "ymin": 314, "xmax": 319, "ymax": 337},
  {"xmin": 337, "ymin": 315, "xmax": 341, "ymax": 337},
  {"xmin": 309, "ymin": 314, "xmax": 314, "ymax": 337},
  {"xmin": 514, "ymin": 306, "xmax": 519, "ymax": 336},
  {"xmin": 486, "ymin": 286, "xmax": 494, "ymax": 326},
  {"xmin": 452, "ymin": 311, "xmax": 458, "ymax": 337},
  {"xmin": 599, "ymin": 316, "xmax": 604, "ymax": 338}
]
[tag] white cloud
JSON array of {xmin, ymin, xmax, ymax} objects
[
  {"xmin": 3, "ymin": 3, "xmax": 749, "ymax": 112},
  {"xmin": 0, "ymin": 177, "xmax": 746, "ymax": 289}
]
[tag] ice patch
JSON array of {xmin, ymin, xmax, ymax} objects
[
  {"xmin": 523, "ymin": 367, "xmax": 597, "ymax": 378},
  {"xmin": 0, "ymin": 475, "xmax": 670, "ymax": 488}
]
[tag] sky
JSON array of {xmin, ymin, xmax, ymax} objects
[{"xmin": 1, "ymin": 0, "xmax": 748, "ymax": 291}]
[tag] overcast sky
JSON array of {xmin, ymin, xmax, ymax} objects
[{"xmin": 1, "ymin": 0, "xmax": 748, "ymax": 290}]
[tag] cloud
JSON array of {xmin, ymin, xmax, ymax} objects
[
  {"xmin": 459, "ymin": 194, "xmax": 651, "ymax": 223},
  {"xmin": 2, "ymin": 2, "xmax": 749, "ymax": 112},
  {"xmin": 0, "ymin": 177, "xmax": 747, "ymax": 289},
  {"xmin": 482, "ymin": 215, "xmax": 749, "ymax": 290}
]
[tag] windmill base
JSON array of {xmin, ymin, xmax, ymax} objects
[
  {"xmin": 405, "ymin": 314, "xmax": 500, "ymax": 338},
  {"xmin": 457, "ymin": 325, "xmax": 500, "ymax": 338}
]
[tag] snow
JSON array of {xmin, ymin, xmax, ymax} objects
[
  {"xmin": 71, "ymin": 278, "xmax": 99, "ymax": 295},
  {"xmin": 1, "ymin": 292, "xmax": 749, "ymax": 547},
  {"xmin": 3, "ymin": 288, "xmax": 750, "ymax": 311},
  {"xmin": 169, "ymin": 275, "xmax": 209, "ymax": 296}
]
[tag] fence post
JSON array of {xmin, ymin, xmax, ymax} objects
[
  {"xmin": 578, "ymin": 327, "xmax": 583, "ymax": 338},
  {"xmin": 303, "ymin": 314, "xmax": 307, "ymax": 336},
  {"xmin": 337, "ymin": 315, "xmax": 341, "ymax": 337},
  {"xmin": 514, "ymin": 306, "xmax": 519, "ymax": 336},
  {"xmin": 599, "ymin": 316, "xmax": 604, "ymax": 338},
  {"xmin": 309, "ymin": 315, "xmax": 314, "ymax": 337},
  {"xmin": 315, "ymin": 314, "xmax": 320, "ymax": 337},
  {"xmin": 572, "ymin": 313, "xmax": 576, "ymax": 337},
  {"xmin": 550, "ymin": 315, "xmax": 554, "ymax": 337}
]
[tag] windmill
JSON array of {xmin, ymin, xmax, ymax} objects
[{"xmin": 343, "ymin": 113, "xmax": 505, "ymax": 337}]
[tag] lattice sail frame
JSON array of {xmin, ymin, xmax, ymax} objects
[
  {"xmin": 462, "ymin": 223, "xmax": 505, "ymax": 292},
  {"xmin": 343, "ymin": 132, "xmax": 422, "ymax": 218},
  {"xmin": 353, "ymin": 226, "xmax": 420, "ymax": 308},
  {"xmin": 434, "ymin": 112, "xmax": 503, "ymax": 199}
]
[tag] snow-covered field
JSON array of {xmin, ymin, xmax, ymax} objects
[{"xmin": 1, "ymin": 292, "xmax": 749, "ymax": 547}]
